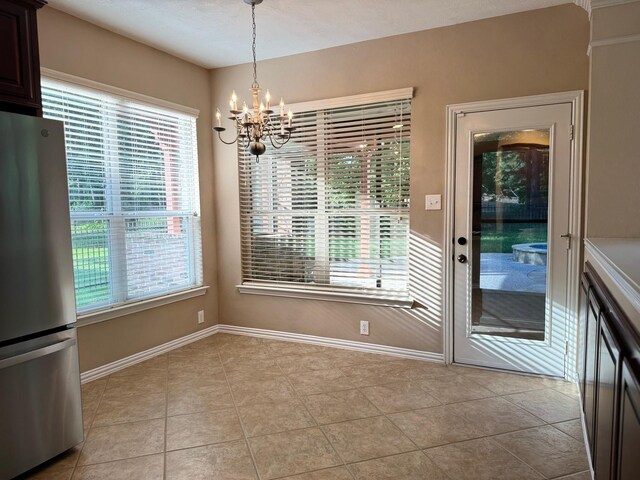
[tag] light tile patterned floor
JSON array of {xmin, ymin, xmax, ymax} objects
[{"xmin": 21, "ymin": 334, "xmax": 590, "ymax": 480}]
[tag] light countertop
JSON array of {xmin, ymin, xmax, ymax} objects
[{"xmin": 585, "ymin": 237, "xmax": 640, "ymax": 329}]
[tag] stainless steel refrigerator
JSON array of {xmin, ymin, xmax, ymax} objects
[{"xmin": 0, "ymin": 111, "xmax": 83, "ymax": 479}]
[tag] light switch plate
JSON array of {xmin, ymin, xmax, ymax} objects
[{"xmin": 425, "ymin": 194, "xmax": 442, "ymax": 210}]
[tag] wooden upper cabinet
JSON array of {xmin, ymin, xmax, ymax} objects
[{"xmin": 0, "ymin": 0, "xmax": 47, "ymax": 116}]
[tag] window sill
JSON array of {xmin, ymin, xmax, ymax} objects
[
  {"xmin": 236, "ymin": 283, "xmax": 414, "ymax": 308},
  {"xmin": 77, "ymin": 286, "xmax": 209, "ymax": 327}
]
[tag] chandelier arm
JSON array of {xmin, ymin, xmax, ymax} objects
[
  {"xmin": 279, "ymin": 133, "xmax": 293, "ymax": 147},
  {"xmin": 267, "ymin": 131, "xmax": 291, "ymax": 149},
  {"xmin": 263, "ymin": 120, "xmax": 274, "ymax": 137},
  {"xmin": 216, "ymin": 129, "xmax": 241, "ymax": 145},
  {"xmin": 267, "ymin": 133, "xmax": 283, "ymax": 149}
]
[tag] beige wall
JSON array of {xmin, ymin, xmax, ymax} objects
[
  {"xmin": 38, "ymin": 8, "xmax": 218, "ymax": 372},
  {"xmin": 585, "ymin": 1, "xmax": 640, "ymax": 238},
  {"xmin": 211, "ymin": 5, "xmax": 590, "ymax": 354}
]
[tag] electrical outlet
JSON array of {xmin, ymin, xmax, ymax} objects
[
  {"xmin": 360, "ymin": 320, "xmax": 369, "ymax": 335},
  {"xmin": 197, "ymin": 310, "xmax": 205, "ymax": 324},
  {"xmin": 425, "ymin": 194, "xmax": 442, "ymax": 210}
]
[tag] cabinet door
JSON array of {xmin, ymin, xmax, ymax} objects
[
  {"xmin": 578, "ymin": 279, "xmax": 589, "ymax": 397},
  {"xmin": 595, "ymin": 315, "xmax": 621, "ymax": 480},
  {"xmin": 0, "ymin": 0, "xmax": 43, "ymax": 115},
  {"xmin": 583, "ymin": 285, "xmax": 600, "ymax": 454},
  {"xmin": 617, "ymin": 359, "xmax": 640, "ymax": 480}
]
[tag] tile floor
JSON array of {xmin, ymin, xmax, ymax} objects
[{"xmin": 21, "ymin": 334, "xmax": 590, "ymax": 480}]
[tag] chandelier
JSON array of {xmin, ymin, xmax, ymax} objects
[{"xmin": 213, "ymin": 0, "xmax": 294, "ymax": 161}]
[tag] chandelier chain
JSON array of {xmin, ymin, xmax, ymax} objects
[{"xmin": 251, "ymin": 3, "xmax": 259, "ymax": 89}]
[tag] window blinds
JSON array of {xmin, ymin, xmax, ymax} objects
[
  {"xmin": 239, "ymin": 95, "xmax": 411, "ymax": 299},
  {"xmin": 42, "ymin": 78, "xmax": 203, "ymax": 312}
]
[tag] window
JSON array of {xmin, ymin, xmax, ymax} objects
[
  {"xmin": 239, "ymin": 90, "xmax": 411, "ymax": 302},
  {"xmin": 42, "ymin": 78, "xmax": 203, "ymax": 313}
]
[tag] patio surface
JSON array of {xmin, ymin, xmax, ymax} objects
[{"xmin": 479, "ymin": 253, "xmax": 547, "ymax": 294}]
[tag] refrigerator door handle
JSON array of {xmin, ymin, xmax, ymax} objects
[{"xmin": 0, "ymin": 337, "xmax": 77, "ymax": 370}]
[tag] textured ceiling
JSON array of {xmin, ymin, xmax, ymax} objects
[{"xmin": 48, "ymin": 0, "xmax": 573, "ymax": 68}]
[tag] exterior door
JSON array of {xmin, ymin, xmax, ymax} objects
[{"xmin": 453, "ymin": 102, "xmax": 573, "ymax": 377}]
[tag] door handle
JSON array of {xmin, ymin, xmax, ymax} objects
[
  {"xmin": 457, "ymin": 254, "xmax": 468, "ymax": 264},
  {"xmin": 0, "ymin": 338, "xmax": 76, "ymax": 370}
]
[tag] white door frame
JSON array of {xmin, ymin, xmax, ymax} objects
[{"xmin": 443, "ymin": 91, "xmax": 585, "ymax": 380}]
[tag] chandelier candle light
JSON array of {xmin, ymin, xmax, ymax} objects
[{"xmin": 213, "ymin": 0, "xmax": 294, "ymax": 161}]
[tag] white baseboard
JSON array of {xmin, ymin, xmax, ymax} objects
[
  {"xmin": 80, "ymin": 323, "xmax": 443, "ymax": 383},
  {"xmin": 80, "ymin": 325, "xmax": 220, "ymax": 384},
  {"xmin": 217, "ymin": 324, "xmax": 444, "ymax": 363}
]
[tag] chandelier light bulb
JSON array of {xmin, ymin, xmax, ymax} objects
[
  {"xmin": 216, "ymin": 108, "xmax": 221, "ymax": 128},
  {"xmin": 265, "ymin": 90, "xmax": 271, "ymax": 109}
]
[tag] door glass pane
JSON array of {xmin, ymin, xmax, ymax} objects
[{"xmin": 471, "ymin": 129, "xmax": 549, "ymax": 340}]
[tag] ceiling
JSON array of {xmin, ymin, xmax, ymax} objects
[{"xmin": 48, "ymin": 0, "xmax": 573, "ymax": 69}]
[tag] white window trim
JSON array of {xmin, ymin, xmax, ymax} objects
[
  {"xmin": 238, "ymin": 88, "xmax": 414, "ymax": 307},
  {"xmin": 41, "ymin": 68, "xmax": 200, "ymax": 118},
  {"xmin": 289, "ymin": 87, "xmax": 413, "ymax": 113},
  {"xmin": 42, "ymin": 71, "xmax": 205, "ymax": 320},
  {"xmin": 77, "ymin": 286, "xmax": 209, "ymax": 327},
  {"xmin": 237, "ymin": 283, "xmax": 414, "ymax": 308}
]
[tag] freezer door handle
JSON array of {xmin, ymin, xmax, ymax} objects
[{"xmin": 0, "ymin": 337, "xmax": 77, "ymax": 370}]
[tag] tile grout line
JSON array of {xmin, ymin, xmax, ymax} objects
[
  {"xmin": 283, "ymin": 361, "xmax": 427, "ymax": 475},
  {"xmin": 246, "ymin": 340, "xmax": 362, "ymax": 477},
  {"xmin": 277, "ymin": 349, "xmax": 353, "ymax": 479},
  {"xmin": 486, "ymin": 424, "xmax": 588, "ymax": 479},
  {"xmin": 162, "ymin": 355, "xmax": 169, "ymax": 480},
  {"xmin": 72, "ymin": 374, "xmax": 110, "ymax": 475},
  {"xmin": 57, "ymin": 453, "xmax": 163, "ymax": 474},
  {"xmin": 484, "ymin": 435, "xmax": 552, "ymax": 479},
  {"xmin": 218, "ymin": 343, "xmax": 264, "ymax": 480},
  {"xmin": 271, "ymin": 341, "xmax": 352, "ymax": 477},
  {"xmin": 498, "ymin": 391, "xmax": 568, "ymax": 426}
]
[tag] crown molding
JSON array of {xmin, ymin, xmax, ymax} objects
[
  {"xmin": 592, "ymin": 0, "xmax": 640, "ymax": 9},
  {"xmin": 574, "ymin": 0, "xmax": 591, "ymax": 13},
  {"xmin": 575, "ymin": 0, "xmax": 640, "ymax": 14}
]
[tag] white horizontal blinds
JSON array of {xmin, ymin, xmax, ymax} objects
[
  {"xmin": 239, "ymin": 97, "xmax": 411, "ymax": 297},
  {"xmin": 42, "ymin": 79, "xmax": 202, "ymax": 312}
]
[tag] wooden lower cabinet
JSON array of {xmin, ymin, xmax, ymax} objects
[
  {"xmin": 583, "ymin": 285, "xmax": 599, "ymax": 455},
  {"xmin": 594, "ymin": 318, "xmax": 621, "ymax": 480},
  {"xmin": 617, "ymin": 359, "xmax": 640, "ymax": 480},
  {"xmin": 581, "ymin": 263, "xmax": 640, "ymax": 480}
]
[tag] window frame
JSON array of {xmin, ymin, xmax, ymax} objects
[
  {"xmin": 237, "ymin": 88, "xmax": 414, "ymax": 308},
  {"xmin": 41, "ymin": 69, "xmax": 207, "ymax": 324}
]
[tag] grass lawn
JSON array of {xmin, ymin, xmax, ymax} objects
[
  {"xmin": 480, "ymin": 222, "xmax": 547, "ymax": 253},
  {"xmin": 73, "ymin": 246, "xmax": 110, "ymax": 308}
]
